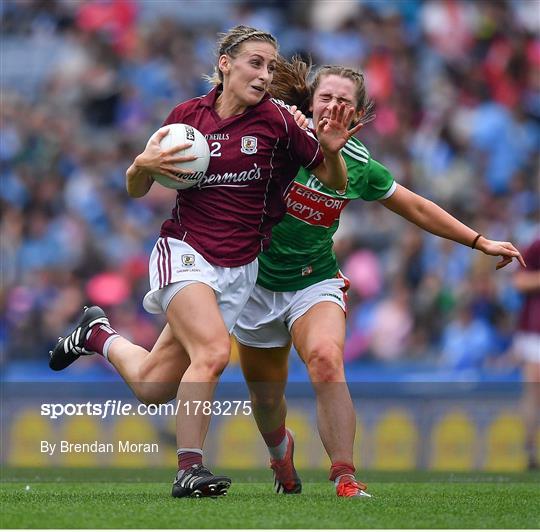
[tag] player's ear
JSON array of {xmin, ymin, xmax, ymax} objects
[{"xmin": 218, "ymin": 55, "xmax": 231, "ymax": 76}]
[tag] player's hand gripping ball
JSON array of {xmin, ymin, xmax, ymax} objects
[{"xmin": 153, "ymin": 124, "xmax": 210, "ymax": 189}]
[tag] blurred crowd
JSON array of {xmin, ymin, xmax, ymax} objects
[{"xmin": 1, "ymin": 0, "xmax": 539, "ymax": 375}]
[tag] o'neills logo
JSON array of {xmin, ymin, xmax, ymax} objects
[{"xmin": 198, "ymin": 163, "xmax": 262, "ymax": 188}]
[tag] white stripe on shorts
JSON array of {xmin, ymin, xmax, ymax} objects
[{"xmin": 157, "ymin": 237, "xmax": 172, "ymax": 289}]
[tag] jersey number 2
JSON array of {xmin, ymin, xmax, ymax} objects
[{"xmin": 210, "ymin": 142, "xmax": 221, "ymax": 157}]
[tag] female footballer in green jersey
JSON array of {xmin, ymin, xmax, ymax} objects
[{"xmin": 233, "ymin": 60, "xmax": 526, "ymax": 498}]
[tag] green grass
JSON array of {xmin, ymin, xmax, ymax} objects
[{"xmin": 1, "ymin": 468, "xmax": 539, "ymax": 529}]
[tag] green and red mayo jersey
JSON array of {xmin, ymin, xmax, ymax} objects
[{"xmin": 257, "ymin": 136, "xmax": 396, "ymax": 291}]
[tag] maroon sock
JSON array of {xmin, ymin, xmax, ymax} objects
[
  {"xmin": 329, "ymin": 462, "xmax": 356, "ymax": 481},
  {"xmin": 177, "ymin": 450, "xmax": 203, "ymax": 471},
  {"xmin": 261, "ymin": 423, "xmax": 286, "ymax": 448},
  {"xmin": 85, "ymin": 324, "xmax": 118, "ymax": 355}
]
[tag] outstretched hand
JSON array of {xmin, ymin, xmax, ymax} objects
[
  {"xmin": 477, "ymin": 238, "xmax": 527, "ymax": 270},
  {"xmin": 316, "ymin": 103, "xmax": 363, "ymax": 154}
]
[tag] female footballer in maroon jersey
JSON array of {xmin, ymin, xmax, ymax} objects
[{"xmin": 49, "ymin": 25, "xmax": 360, "ymax": 498}]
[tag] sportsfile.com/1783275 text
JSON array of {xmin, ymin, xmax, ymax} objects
[{"xmin": 40, "ymin": 400, "xmax": 252, "ymax": 420}]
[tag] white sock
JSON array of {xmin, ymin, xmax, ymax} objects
[
  {"xmin": 176, "ymin": 448, "xmax": 203, "ymax": 456},
  {"xmin": 268, "ymin": 432, "xmax": 289, "ymax": 460},
  {"xmin": 102, "ymin": 334, "xmax": 120, "ymax": 361}
]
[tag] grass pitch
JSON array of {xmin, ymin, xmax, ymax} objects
[{"xmin": 1, "ymin": 467, "xmax": 539, "ymax": 529}]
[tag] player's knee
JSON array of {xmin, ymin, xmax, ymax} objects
[
  {"xmin": 191, "ymin": 339, "xmax": 231, "ymax": 378},
  {"xmin": 250, "ymin": 390, "xmax": 282, "ymax": 412},
  {"xmin": 306, "ymin": 343, "xmax": 344, "ymax": 382}
]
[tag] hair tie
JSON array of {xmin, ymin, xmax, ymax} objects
[{"xmin": 224, "ymin": 32, "xmax": 259, "ymax": 54}]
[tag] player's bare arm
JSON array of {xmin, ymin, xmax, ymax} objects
[
  {"xmin": 380, "ymin": 184, "xmax": 526, "ymax": 270},
  {"xmin": 312, "ymin": 103, "xmax": 362, "ymax": 191},
  {"xmin": 126, "ymin": 127, "xmax": 198, "ymax": 198}
]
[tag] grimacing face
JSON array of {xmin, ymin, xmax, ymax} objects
[
  {"xmin": 310, "ymin": 74, "xmax": 361, "ymax": 128},
  {"xmin": 219, "ymin": 41, "xmax": 277, "ymax": 108}
]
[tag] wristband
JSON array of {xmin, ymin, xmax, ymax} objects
[{"xmin": 471, "ymin": 233, "xmax": 482, "ymax": 249}]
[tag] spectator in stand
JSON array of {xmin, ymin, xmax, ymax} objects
[{"xmin": 440, "ymin": 299, "xmax": 495, "ymax": 370}]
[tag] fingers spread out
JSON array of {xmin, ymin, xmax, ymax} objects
[
  {"xmin": 318, "ymin": 117, "xmax": 329, "ymax": 132},
  {"xmin": 336, "ymin": 103, "xmax": 346, "ymax": 123},
  {"xmin": 166, "ymin": 142, "xmax": 192, "ymax": 156},
  {"xmin": 168, "ymin": 154, "xmax": 198, "ymax": 164},
  {"xmin": 164, "ymin": 143, "xmax": 197, "ymax": 164},
  {"xmin": 349, "ymin": 121, "xmax": 364, "ymax": 136},
  {"xmin": 343, "ymin": 106, "xmax": 354, "ymax": 126},
  {"xmin": 329, "ymin": 104, "xmax": 338, "ymax": 122}
]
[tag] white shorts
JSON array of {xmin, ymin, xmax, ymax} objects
[
  {"xmin": 143, "ymin": 237, "xmax": 258, "ymax": 332},
  {"xmin": 233, "ymin": 275, "xmax": 349, "ymax": 348},
  {"xmin": 513, "ymin": 332, "xmax": 540, "ymax": 364}
]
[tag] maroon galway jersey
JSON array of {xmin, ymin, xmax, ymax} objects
[
  {"xmin": 159, "ymin": 87, "xmax": 324, "ymax": 267},
  {"xmin": 517, "ymin": 239, "xmax": 540, "ymax": 334}
]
